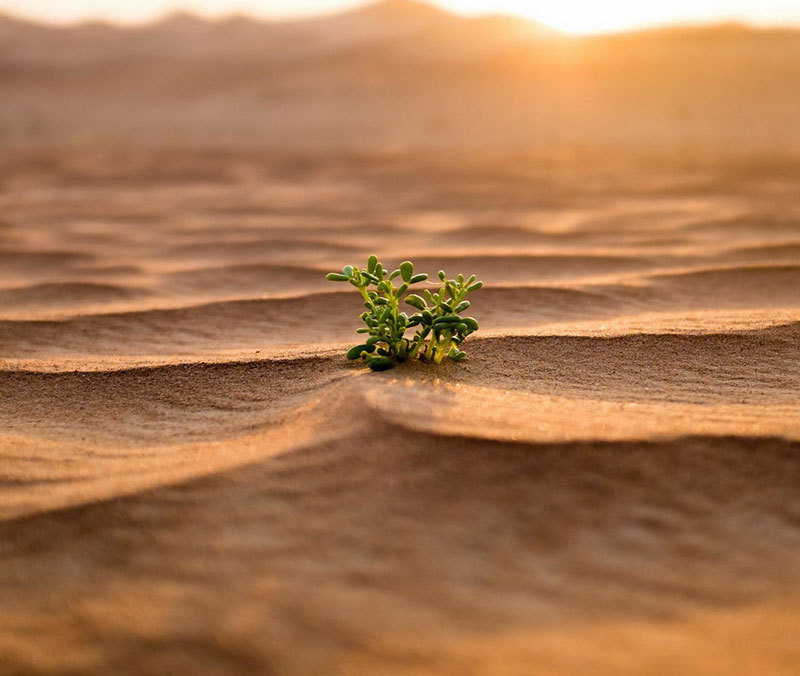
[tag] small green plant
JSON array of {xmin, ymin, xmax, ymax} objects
[{"xmin": 326, "ymin": 255, "xmax": 482, "ymax": 371}]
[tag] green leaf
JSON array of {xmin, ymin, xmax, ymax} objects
[
  {"xmin": 367, "ymin": 255, "xmax": 378, "ymax": 273},
  {"xmin": 455, "ymin": 300, "xmax": 470, "ymax": 313},
  {"xmin": 405, "ymin": 294, "xmax": 426, "ymax": 310},
  {"xmin": 367, "ymin": 356, "xmax": 394, "ymax": 371},
  {"xmin": 342, "ymin": 265, "xmax": 354, "ymax": 277},
  {"xmin": 409, "ymin": 273, "xmax": 428, "ymax": 284},
  {"xmin": 400, "ymin": 261, "xmax": 414, "ymax": 282},
  {"xmin": 463, "ymin": 317, "xmax": 479, "ymax": 331},
  {"xmin": 347, "ymin": 344, "xmax": 374, "ymax": 360},
  {"xmin": 467, "ymin": 281, "xmax": 483, "ymax": 292},
  {"xmin": 326, "ymin": 273, "xmax": 349, "ymax": 281},
  {"xmin": 438, "ymin": 270, "xmax": 446, "ymax": 282}
]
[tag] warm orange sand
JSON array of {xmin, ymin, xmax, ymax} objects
[{"xmin": 1, "ymin": 2, "xmax": 799, "ymax": 674}]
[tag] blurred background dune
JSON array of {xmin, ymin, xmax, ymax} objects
[{"xmin": 1, "ymin": 0, "xmax": 799, "ymax": 156}]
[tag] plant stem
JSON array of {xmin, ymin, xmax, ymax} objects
[{"xmin": 433, "ymin": 332, "xmax": 452, "ymax": 364}]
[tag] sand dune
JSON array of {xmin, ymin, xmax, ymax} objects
[
  {"xmin": 2, "ymin": 388, "xmax": 799, "ymax": 674},
  {"xmin": 1, "ymin": 2, "xmax": 800, "ymax": 152},
  {"xmin": 1, "ymin": 147, "xmax": 799, "ymax": 674},
  {"xmin": 1, "ymin": 3, "xmax": 800, "ymax": 674}
]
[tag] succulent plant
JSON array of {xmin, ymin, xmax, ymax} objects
[{"xmin": 326, "ymin": 256, "xmax": 482, "ymax": 371}]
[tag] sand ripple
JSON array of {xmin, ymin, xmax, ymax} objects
[{"xmin": 1, "ymin": 150, "xmax": 799, "ymax": 674}]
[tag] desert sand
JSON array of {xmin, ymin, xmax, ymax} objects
[{"xmin": 1, "ymin": 2, "xmax": 799, "ymax": 674}]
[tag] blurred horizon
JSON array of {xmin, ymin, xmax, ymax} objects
[
  {"xmin": 2, "ymin": 0, "xmax": 800, "ymax": 34},
  {"xmin": 2, "ymin": 0, "xmax": 799, "ymax": 156}
]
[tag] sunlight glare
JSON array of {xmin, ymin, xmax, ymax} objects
[
  {"xmin": 435, "ymin": 0, "xmax": 800, "ymax": 34},
  {"xmin": 2, "ymin": 0, "xmax": 800, "ymax": 30}
]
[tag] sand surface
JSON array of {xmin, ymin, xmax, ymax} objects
[{"xmin": 1, "ymin": 3, "xmax": 800, "ymax": 674}]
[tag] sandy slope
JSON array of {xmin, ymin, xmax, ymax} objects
[
  {"xmin": 1, "ymin": 3, "xmax": 800, "ymax": 674},
  {"xmin": 1, "ymin": 148, "xmax": 798, "ymax": 675}
]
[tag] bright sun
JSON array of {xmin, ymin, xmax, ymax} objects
[{"xmin": 433, "ymin": 0, "xmax": 775, "ymax": 35}]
